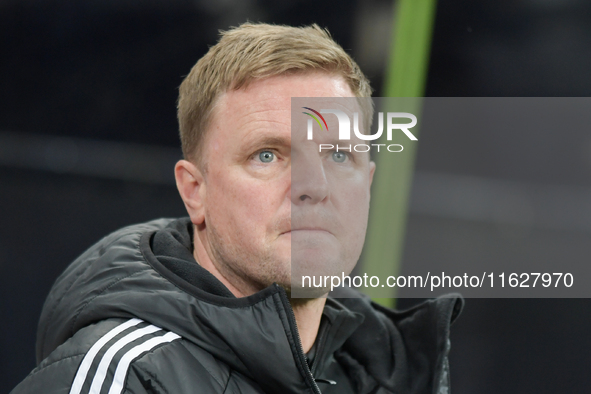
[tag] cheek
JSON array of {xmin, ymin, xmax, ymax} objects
[
  {"xmin": 206, "ymin": 173, "xmax": 279, "ymax": 234},
  {"xmin": 334, "ymin": 174, "xmax": 371, "ymax": 212},
  {"xmin": 337, "ymin": 178, "xmax": 371, "ymax": 240}
]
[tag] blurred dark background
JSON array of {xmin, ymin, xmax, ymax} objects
[{"xmin": 2, "ymin": 0, "xmax": 591, "ymax": 392}]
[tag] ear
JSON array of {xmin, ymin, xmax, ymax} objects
[
  {"xmin": 175, "ymin": 160, "xmax": 206, "ymax": 225},
  {"xmin": 368, "ymin": 160, "xmax": 376, "ymax": 188}
]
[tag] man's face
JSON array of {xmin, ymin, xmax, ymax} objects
[{"xmin": 200, "ymin": 73, "xmax": 375, "ymax": 295}]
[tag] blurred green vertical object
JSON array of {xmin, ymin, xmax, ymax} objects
[{"xmin": 363, "ymin": 0, "xmax": 438, "ymax": 307}]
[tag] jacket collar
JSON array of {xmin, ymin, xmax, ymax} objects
[{"xmin": 142, "ymin": 218, "xmax": 365, "ymax": 393}]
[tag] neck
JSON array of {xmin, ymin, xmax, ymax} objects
[{"xmin": 291, "ymin": 297, "xmax": 326, "ymax": 353}]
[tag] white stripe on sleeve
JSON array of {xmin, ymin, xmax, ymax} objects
[
  {"xmin": 108, "ymin": 331, "xmax": 181, "ymax": 394},
  {"xmin": 88, "ymin": 324, "xmax": 162, "ymax": 394},
  {"xmin": 69, "ymin": 318, "xmax": 142, "ymax": 394}
]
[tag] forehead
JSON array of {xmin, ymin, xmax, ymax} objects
[
  {"xmin": 205, "ymin": 73, "xmax": 355, "ymax": 145},
  {"xmin": 226, "ymin": 72, "xmax": 354, "ymax": 106}
]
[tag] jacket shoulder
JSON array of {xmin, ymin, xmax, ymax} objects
[
  {"xmin": 36, "ymin": 218, "xmax": 179, "ymax": 362},
  {"xmin": 13, "ymin": 319, "xmax": 127, "ymax": 393},
  {"xmin": 14, "ymin": 318, "xmax": 232, "ymax": 394}
]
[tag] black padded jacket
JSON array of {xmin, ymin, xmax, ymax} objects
[{"xmin": 11, "ymin": 218, "xmax": 463, "ymax": 394}]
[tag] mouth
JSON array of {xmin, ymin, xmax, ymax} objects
[{"xmin": 284, "ymin": 227, "xmax": 332, "ymax": 235}]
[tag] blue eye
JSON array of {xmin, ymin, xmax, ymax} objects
[
  {"xmin": 332, "ymin": 151, "xmax": 347, "ymax": 163},
  {"xmin": 259, "ymin": 151, "xmax": 275, "ymax": 163}
]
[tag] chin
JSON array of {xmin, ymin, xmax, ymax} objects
[{"xmin": 291, "ymin": 247, "xmax": 346, "ymax": 274}]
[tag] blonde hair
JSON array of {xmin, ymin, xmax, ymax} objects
[{"xmin": 177, "ymin": 22, "xmax": 372, "ymax": 163}]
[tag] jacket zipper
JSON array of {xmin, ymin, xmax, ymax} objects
[
  {"xmin": 277, "ymin": 287, "xmax": 322, "ymax": 394},
  {"xmin": 310, "ymin": 319, "xmax": 329, "ymax": 377}
]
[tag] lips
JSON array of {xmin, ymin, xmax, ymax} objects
[
  {"xmin": 290, "ymin": 227, "xmax": 331, "ymax": 233},
  {"xmin": 279, "ymin": 227, "xmax": 333, "ymax": 238},
  {"xmin": 284, "ymin": 212, "xmax": 339, "ymax": 236}
]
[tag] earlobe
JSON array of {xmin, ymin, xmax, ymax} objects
[{"xmin": 175, "ymin": 160, "xmax": 206, "ymax": 225}]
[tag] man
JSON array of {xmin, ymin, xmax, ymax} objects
[{"xmin": 12, "ymin": 23, "xmax": 462, "ymax": 394}]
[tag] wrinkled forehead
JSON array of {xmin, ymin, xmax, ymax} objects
[
  {"xmin": 292, "ymin": 96, "xmax": 362, "ymax": 122},
  {"xmin": 291, "ymin": 97, "xmax": 367, "ymax": 145},
  {"xmin": 200, "ymin": 75, "xmax": 362, "ymax": 166}
]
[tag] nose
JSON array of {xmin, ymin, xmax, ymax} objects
[{"xmin": 291, "ymin": 148, "xmax": 329, "ymax": 205}]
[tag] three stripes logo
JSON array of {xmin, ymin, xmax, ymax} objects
[{"xmin": 69, "ymin": 318, "xmax": 181, "ymax": 394}]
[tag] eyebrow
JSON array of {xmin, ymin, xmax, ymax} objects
[{"xmin": 242, "ymin": 135, "xmax": 291, "ymax": 153}]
